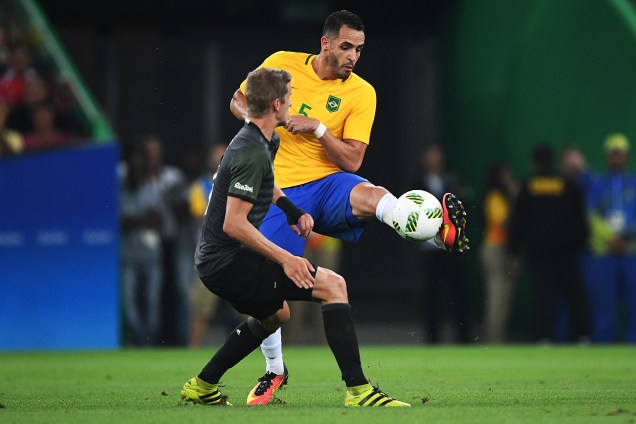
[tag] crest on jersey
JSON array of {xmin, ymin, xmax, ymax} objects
[{"xmin": 326, "ymin": 95, "xmax": 341, "ymax": 113}]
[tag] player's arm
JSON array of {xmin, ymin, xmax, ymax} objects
[
  {"xmin": 230, "ymin": 89, "xmax": 248, "ymax": 121},
  {"xmin": 224, "ymin": 196, "xmax": 315, "ymax": 288},
  {"xmin": 230, "ymin": 52, "xmax": 283, "ymax": 120},
  {"xmin": 272, "ymin": 185, "xmax": 314, "ymax": 238},
  {"xmin": 285, "ymin": 115, "xmax": 368, "ymax": 172}
]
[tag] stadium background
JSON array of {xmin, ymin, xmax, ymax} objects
[{"xmin": 2, "ymin": 0, "xmax": 636, "ymax": 349}]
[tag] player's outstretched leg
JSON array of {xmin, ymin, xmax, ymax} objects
[
  {"xmin": 438, "ymin": 192, "xmax": 469, "ymax": 253},
  {"xmin": 246, "ymin": 364, "xmax": 289, "ymax": 405},
  {"xmin": 181, "ymin": 376, "xmax": 230, "ymax": 406}
]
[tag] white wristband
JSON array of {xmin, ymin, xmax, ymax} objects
[{"xmin": 313, "ymin": 122, "xmax": 327, "ymax": 138}]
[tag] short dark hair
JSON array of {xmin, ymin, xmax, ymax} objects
[
  {"xmin": 323, "ymin": 10, "xmax": 365, "ymax": 37},
  {"xmin": 245, "ymin": 67, "xmax": 292, "ymax": 118}
]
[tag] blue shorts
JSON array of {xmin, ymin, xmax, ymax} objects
[{"xmin": 260, "ymin": 172, "xmax": 369, "ymax": 256}]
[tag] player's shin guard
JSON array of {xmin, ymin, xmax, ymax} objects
[
  {"xmin": 322, "ymin": 303, "xmax": 367, "ymax": 387},
  {"xmin": 199, "ymin": 317, "xmax": 274, "ymax": 384}
]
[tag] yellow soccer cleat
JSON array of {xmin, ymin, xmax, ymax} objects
[
  {"xmin": 181, "ymin": 376, "xmax": 230, "ymax": 406},
  {"xmin": 345, "ymin": 383, "xmax": 411, "ymax": 407}
]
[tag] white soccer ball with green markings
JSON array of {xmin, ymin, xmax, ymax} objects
[{"xmin": 392, "ymin": 190, "xmax": 443, "ymax": 241}]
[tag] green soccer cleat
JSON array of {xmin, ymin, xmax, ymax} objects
[
  {"xmin": 181, "ymin": 376, "xmax": 230, "ymax": 406},
  {"xmin": 344, "ymin": 383, "xmax": 411, "ymax": 407}
]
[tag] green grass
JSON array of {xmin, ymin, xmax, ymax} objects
[{"xmin": 1, "ymin": 345, "xmax": 635, "ymax": 423}]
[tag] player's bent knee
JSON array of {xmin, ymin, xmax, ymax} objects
[
  {"xmin": 313, "ymin": 268, "xmax": 349, "ymax": 304},
  {"xmin": 351, "ymin": 182, "xmax": 391, "ymax": 217},
  {"xmin": 330, "ymin": 274, "xmax": 347, "ymax": 299}
]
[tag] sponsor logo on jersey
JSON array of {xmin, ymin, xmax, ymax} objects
[
  {"xmin": 326, "ymin": 95, "xmax": 341, "ymax": 112},
  {"xmin": 528, "ymin": 177, "xmax": 564, "ymax": 195},
  {"xmin": 234, "ymin": 182, "xmax": 254, "ymax": 192}
]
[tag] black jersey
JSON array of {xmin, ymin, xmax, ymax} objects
[{"xmin": 194, "ymin": 122, "xmax": 279, "ymax": 279}]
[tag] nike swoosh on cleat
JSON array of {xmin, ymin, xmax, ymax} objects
[
  {"xmin": 442, "ymin": 224, "xmax": 450, "ymax": 242},
  {"xmin": 246, "ymin": 394, "xmax": 260, "ymax": 404}
]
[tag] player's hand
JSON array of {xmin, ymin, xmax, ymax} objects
[
  {"xmin": 285, "ymin": 115, "xmax": 320, "ymax": 135},
  {"xmin": 289, "ymin": 213, "xmax": 314, "ymax": 238},
  {"xmin": 282, "ymin": 255, "xmax": 316, "ymax": 289}
]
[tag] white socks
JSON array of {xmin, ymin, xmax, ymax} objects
[
  {"xmin": 260, "ymin": 328, "xmax": 285, "ymax": 375},
  {"xmin": 375, "ymin": 193, "xmax": 397, "ymax": 227}
]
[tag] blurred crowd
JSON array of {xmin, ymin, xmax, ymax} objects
[
  {"xmin": 0, "ymin": 14, "xmax": 89, "ymax": 158},
  {"xmin": 482, "ymin": 134, "xmax": 636, "ymax": 345},
  {"xmin": 117, "ymin": 136, "xmax": 243, "ymax": 347},
  {"xmin": 398, "ymin": 136, "xmax": 636, "ymax": 345}
]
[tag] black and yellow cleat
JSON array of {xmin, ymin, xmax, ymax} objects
[
  {"xmin": 181, "ymin": 376, "xmax": 231, "ymax": 406},
  {"xmin": 344, "ymin": 383, "xmax": 411, "ymax": 407}
]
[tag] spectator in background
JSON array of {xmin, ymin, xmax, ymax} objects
[
  {"xmin": 0, "ymin": 42, "xmax": 35, "ymax": 151},
  {"xmin": 480, "ymin": 161, "xmax": 518, "ymax": 343},
  {"xmin": 558, "ymin": 144, "xmax": 595, "ymax": 343},
  {"xmin": 22, "ymin": 102, "xmax": 75, "ymax": 152},
  {"xmin": 0, "ymin": 93, "xmax": 23, "ymax": 157},
  {"xmin": 508, "ymin": 144, "xmax": 589, "ymax": 343},
  {"xmin": 6, "ymin": 73, "xmax": 50, "ymax": 134},
  {"xmin": 119, "ymin": 148, "xmax": 165, "ymax": 346},
  {"xmin": 561, "ymin": 145, "xmax": 594, "ymax": 189},
  {"xmin": 0, "ymin": 43, "xmax": 37, "ymax": 108},
  {"xmin": 142, "ymin": 135, "xmax": 189, "ymax": 345},
  {"xmin": 188, "ymin": 143, "xmax": 242, "ymax": 348},
  {"xmin": 585, "ymin": 133, "xmax": 636, "ymax": 343},
  {"xmin": 412, "ymin": 143, "xmax": 471, "ymax": 343},
  {"xmin": 170, "ymin": 145, "xmax": 206, "ymax": 346}
]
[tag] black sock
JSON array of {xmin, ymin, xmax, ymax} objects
[
  {"xmin": 198, "ymin": 317, "xmax": 274, "ymax": 384},
  {"xmin": 322, "ymin": 303, "xmax": 367, "ymax": 387}
]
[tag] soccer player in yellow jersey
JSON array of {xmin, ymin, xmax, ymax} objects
[{"xmin": 230, "ymin": 10, "xmax": 469, "ymax": 405}]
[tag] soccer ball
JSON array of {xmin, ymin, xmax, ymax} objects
[{"xmin": 392, "ymin": 190, "xmax": 443, "ymax": 241}]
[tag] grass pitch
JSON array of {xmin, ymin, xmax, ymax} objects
[{"xmin": 1, "ymin": 345, "xmax": 635, "ymax": 423}]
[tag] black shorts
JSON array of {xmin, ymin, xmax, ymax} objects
[{"xmin": 199, "ymin": 248, "xmax": 315, "ymax": 320}]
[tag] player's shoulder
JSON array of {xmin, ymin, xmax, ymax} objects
[
  {"xmin": 350, "ymin": 72, "xmax": 375, "ymax": 88},
  {"xmin": 346, "ymin": 72, "xmax": 376, "ymax": 98},
  {"xmin": 231, "ymin": 125, "xmax": 270, "ymax": 153},
  {"xmin": 265, "ymin": 51, "xmax": 313, "ymax": 66}
]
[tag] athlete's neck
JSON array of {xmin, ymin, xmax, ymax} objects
[
  {"xmin": 311, "ymin": 54, "xmax": 338, "ymax": 81},
  {"xmin": 248, "ymin": 117, "xmax": 278, "ymax": 142}
]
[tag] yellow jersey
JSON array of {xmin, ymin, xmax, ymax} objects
[
  {"xmin": 483, "ymin": 190, "xmax": 509, "ymax": 246},
  {"xmin": 239, "ymin": 51, "xmax": 376, "ymax": 188}
]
